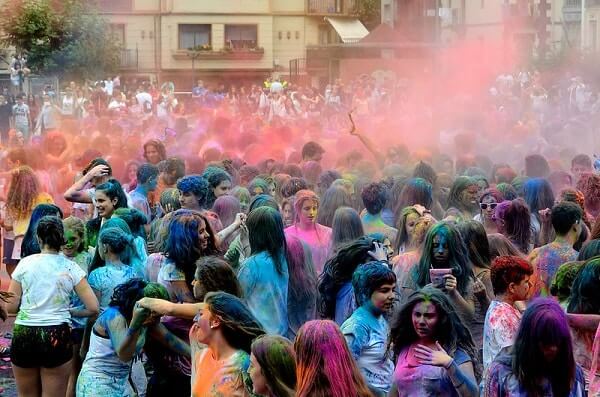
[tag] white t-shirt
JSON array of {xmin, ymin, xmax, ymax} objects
[
  {"xmin": 12, "ymin": 103, "xmax": 29, "ymax": 126},
  {"xmin": 12, "ymin": 253, "xmax": 86, "ymax": 326},
  {"xmin": 482, "ymin": 300, "xmax": 522, "ymax": 370},
  {"xmin": 136, "ymin": 92, "xmax": 153, "ymax": 113}
]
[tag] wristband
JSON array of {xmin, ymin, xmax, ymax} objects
[{"xmin": 444, "ymin": 358, "xmax": 454, "ymax": 369}]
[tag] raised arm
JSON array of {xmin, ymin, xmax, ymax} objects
[
  {"xmin": 137, "ymin": 297, "xmax": 204, "ymax": 319},
  {"xmin": 63, "ymin": 164, "xmax": 109, "ymax": 203},
  {"xmin": 348, "ymin": 112, "xmax": 385, "ymax": 169}
]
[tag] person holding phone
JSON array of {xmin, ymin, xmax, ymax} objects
[{"xmin": 405, "ymin": 222, "xmax": 477, "ymax": 325}]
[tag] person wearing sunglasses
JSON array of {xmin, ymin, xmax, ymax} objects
[{"xmin": 474, "ymin": 189, "xmax": 504, "ymax": 234}]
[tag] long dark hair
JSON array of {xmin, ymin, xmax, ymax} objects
[
  {"xmin": 204, "ymin": 291, "xmax": 265, "ymax": 353},
  {"xmin": 523, "ymin": 178, "xmax": 555, "ymax": 225},
  {"xmin": 164, "ymin": 209, "xmax": 218, "ymax": 287},
  {"xmin": 457, "ymin": 220, "xmax": 491, "ymax": 269},
  {"xmin": 86, "ymin": 179, "xmax": 130, "ymax": 246},
  {"xmin": 286, "ymin": 235, "xmax": 317, "ymax": 323},
  {"xmin": 35, "ymin": 216, "xmax": 65, "ymax": 252},
  {"xmin": 251, "ymin": 335, "xmax": 296, "ymax": 397},
  {"xmin": 331, "ymin": 206, "xmax": 364, "ymax": 250},
  {"xmin": 316, "ymin": 186, "xmax": 352, "ymax": 228},
  {"xmin": 109, "ymin": 279, "xmax": 169, "ymax": 322},
  {"xmin": 395, "ymin": 178, "xmax": 433, "ymax": 219},
  {"xmin": 566, "ymin": 258, "xmax": 600, "ymax": 315},
  {"xmin": 317, "ymin": 236, "xmax": 376, "ymax": 319},
  {"xmin": 414, "ymin": 222, "xmax": 473, "ymax": 295},
  {"xmin": 194, "ymin": 256, "xmax": 242, "ymax": 300},
  {"xmin": 504, "ymin": 199, "xmax": 532, "ymax": 254},
  {"xmin": 246, "ymin": 206, "xmax": 287, "ymax": 275},
  {"xmin": 95, "ymin": 179, "xmax": 129, "ymax": 212},
  {"xmin": 389, "ymin": 287, "xmax": 481, "ymax": 380},
  {"xmin": 21, "ymin": 204, "xmax": 63, "ymax": 258},
  {"xmin": 512, "ymin": 299, "xmax": 576, "ymax": 397}
]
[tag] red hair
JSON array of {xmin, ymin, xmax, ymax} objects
[{"xmin": 490, "ymin": 255, "xmax": 533, "ymax": 295}]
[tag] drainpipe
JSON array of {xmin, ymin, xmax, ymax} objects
[{"xmin": 582, "ymin": 0, "xmax": 586, "ymax": 51}]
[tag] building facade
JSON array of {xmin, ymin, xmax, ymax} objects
[{"xmin": 94, "ymin": 0, "xmax": 366, "ymax": 88}]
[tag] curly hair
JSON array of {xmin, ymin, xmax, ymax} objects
[
  {"xmin": 317, "ymin": 236, "xmax": 376, "ymax": 319},
  {"xmin": 389, "ymin": 287, "xmax": 481, "ymax": 380},
  {"xmin": 202, "ymin": 166, "xmax": 232, "ymax": 207},
  {"xmin": 176, "ymin": 175, "xmax": 209, "ymax": 209},
  {"xmin": 352, "ymin": 261, "xmax": 396, "ymax": 307},
  {"xmin": 109, "ymin": 279, "xmax": 169, "ymax": 323},
  {"xmin": 6, "ymin": 165, "xmax": 40, "ymax": 221},
  {"xmin": 281, "ymin": 177, "xmax": 309, "ymax": 199},
  {"xmin": 63, "ymin": 216, "xmax": 87, "ymax": 254},
  {"xmin": 143, "ymin": 139, "xmax": 167, "ymax": 163},
  {"xmin": 165, "ymin": 209, "xmax": 219, "ymax": 287},
  {"xmin": 490, "ymin": 255, "xmax": 533, "ymax": 295},
  {"xmin": 550, "ymin": 261, "xmax": 584, "ymax": 303},
  {"xmin": 361, "ymin": 182, "xmax": 389, "ymax": 215},
  {"xmin": 576, "ymin": 173, "xmax": 600, "ymax": 209}
]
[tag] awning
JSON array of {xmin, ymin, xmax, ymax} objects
[{"xmin": 325, "ymin": 17, "xmax": 369, "ymax": 44}]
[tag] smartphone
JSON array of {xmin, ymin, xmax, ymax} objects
[{"xmin": 430, "ymin": 268, "xmax": 452, "ymax": 287}]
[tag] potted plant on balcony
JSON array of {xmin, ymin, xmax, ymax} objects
[{"xmin": 188, "ymin": 44, "xmax": 212, "ymax": 52}]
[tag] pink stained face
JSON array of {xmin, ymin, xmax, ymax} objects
[{"xmin": 299, "ymin": 199, "xmax": 318, "ymax": 224}]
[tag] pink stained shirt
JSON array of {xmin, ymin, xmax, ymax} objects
[{"xmin": 285, "ymin": 223, "xmax": 332, "ymax": 275}]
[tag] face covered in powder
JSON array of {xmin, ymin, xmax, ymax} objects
[
  {"xmin": 62, "ymin": 228, "xmax": 82, "ymax": 258},
  {"xmin": 412, "ymin": 300, "xmax": 439, "ymax": 340},
  {"xmin": 369, "ymin": 282, "xmax": 396, "ymax": 313},
  {"xmin": 299, "ymin": 199, "xmax": 318, "ymax": 225},
  {"xmin": 461, "ymin": 184, "xmax": 480, "ymax": 211},
  {"xmin": 432, "ymin": 232, "xmax": 450, "ymax": 267},
  {"xmin": 190, "ymin": 307, "xmax": 217, "ymax": 345}
]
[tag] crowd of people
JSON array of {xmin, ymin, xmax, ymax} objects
[{"xmin": 0, "ymin": 66, "xmax": 599, "ymax": 397}]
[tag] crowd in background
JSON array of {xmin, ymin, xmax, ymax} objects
[{"xmin": 0, "ymin": 66, "xmax": 598, "ymax": 397}]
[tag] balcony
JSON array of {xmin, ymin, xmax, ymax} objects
[
  {"xmin": 563, "ymin": 0, "xmax": 582, "ymax": 22},
  {"xmin": 172, "ymin": 47, "xmax": 265, "ymax": 61},
  {"xmin": 119, "ymin": 49, "xmax": 138, "ymax": 70},
  {"xmin": 92, "ymin": 0, "xmax": 133, "ymax": 13},
  {"xmin": 307, "ymin": 0, "xmax": 358, "ymax": 16}
]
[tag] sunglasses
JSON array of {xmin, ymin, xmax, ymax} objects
[{"xmin": 480, "ymin": 203, "xmax": 498, "ymax": 210}]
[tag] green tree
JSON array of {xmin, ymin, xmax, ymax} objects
[
  {"xmin": 354, "ymin": 0, "xmax": 381, "ymax": 30},
  {"xmin": 0, "ymin": 0, "xmax": 121, "ymax": 80}
]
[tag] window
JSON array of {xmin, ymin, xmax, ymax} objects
[
  {"xmin": 95, "ymin": 0, "xmax": 132, "ymax": 12},
  {"xmin": 109, "ymin": 24, "xmax": 125, "ymax": 46},
  {"xmin": 179, "ymin": 24, "xmax": 211, "ymax": 50},
  {"xmin": 225, "ymin": 25, "xmax": 258, "ymax": 49}
]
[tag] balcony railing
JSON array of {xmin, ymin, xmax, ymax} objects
[
  {"xmin": 307, "ymin": 0, "xmax": 357, "ymax": 16},
  {"xmin": 563, "ymin": 0, "xmax": 582, "ymax": 22},
  {"xmin": 119, "ymin": 49, "xmax": 138, "ymax": 70}
]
